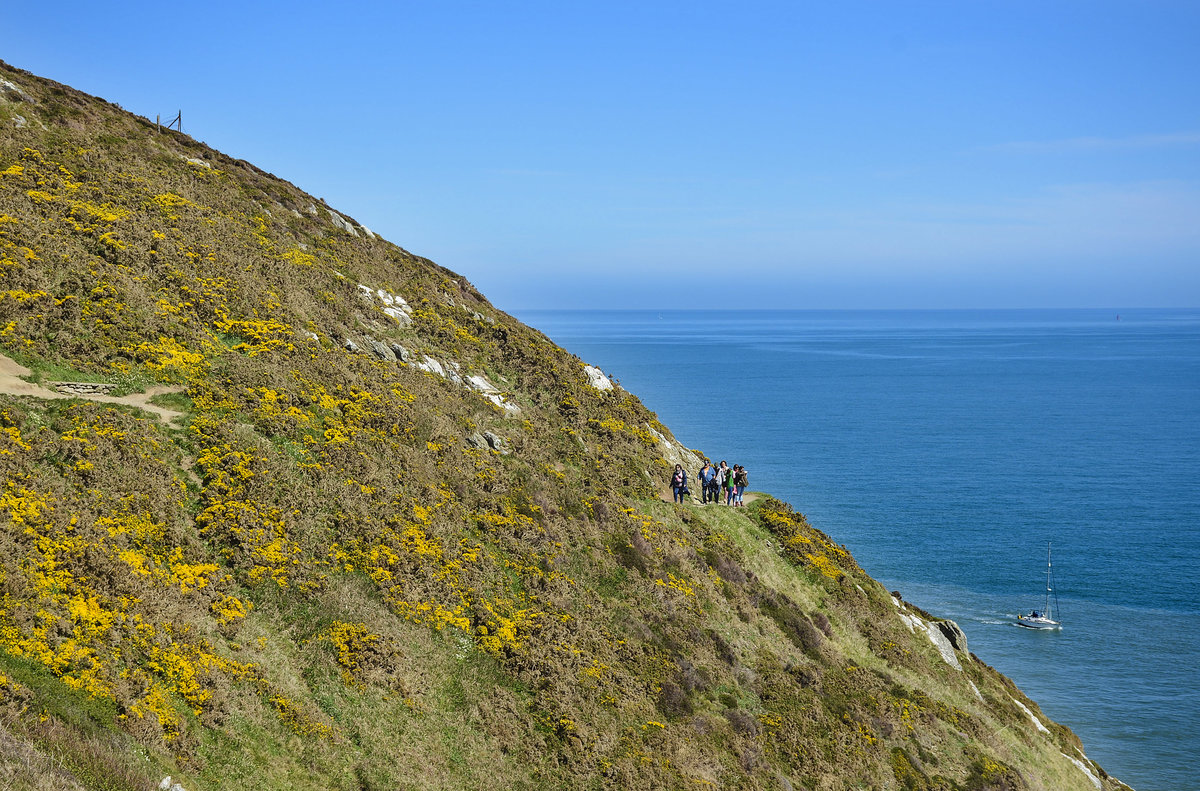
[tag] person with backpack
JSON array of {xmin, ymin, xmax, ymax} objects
[
  {"xmin": 734, "ymin": 465, "xmax": 749, "ymax": 506},
  {"xmin": 670, "ymin": 464, "xmax": 689, "ymax": 503},
  {"xmin": 724, "ymin": 462, "xmax": 737, "ymax": 505}
]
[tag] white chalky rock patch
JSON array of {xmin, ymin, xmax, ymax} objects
[
  {"xmin": 468, "ymin": 375, "xmax": 497, "ymax": 393},
  {"xmin": 893, "ymin": 604, "xmax": 961, "ymax": 671},
  {"xmin": 328, "ymin": 209, "xmax": 360, "ymax": 236},
  {"xmin": 1060, "ymin": 753, "xmax": 1102, "ymax": 789},
  {"xmin": 645, "ymin": 425, "xmax": 703, "ymax": 476},
  {"xmin": 583, "ymin": 364, "xmax": 613, "ymax": 391},
  {"xmin": 968, "ymin": 680, "xmax": 984, "ymax": 702},
  {"xmin": 415, "ymin": 356, "xmax": 445, "ymax": 377},
  {"xmin": 1010, "ymin": 697, "xmax": 1050, "ymax": 733},
  {"xmin": 357, "ymin": 284, "xmax": 413, "ymax": 324}
]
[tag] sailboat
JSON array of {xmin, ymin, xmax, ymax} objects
[{"xmin": 1016, "ymin": 542, "xmax": 1062, "ymax": 630}]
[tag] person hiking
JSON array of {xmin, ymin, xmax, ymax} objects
[
  {"xmin": 734, "ymin": 465, "xmax": 749, "ymax": 507},
  {"xmin": 670, "ymin": 464, "xmax": 689, "ymax": 504},
  {"xmin": 698, "ymin": 461, "xmax": 715, "ymax": 504},
  {"xmin": 715, "ymin": 461, "xmax": 729, "ymax": 505},
  {"xmin": 707, "ymin": 462, "xmax": 722, "ymax": 503},
  {"xmin": 725, "ymin": 462, "xmax": 737, "ymax": 505}
]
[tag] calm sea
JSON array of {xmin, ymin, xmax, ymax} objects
[{"xmin": 517, "ymin": 308, "xmax": 1200, "ymax": 791}]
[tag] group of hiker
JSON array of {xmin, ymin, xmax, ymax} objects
[{"xmin": 670, "ymin": 460, "xmax": 748, "ymax": 506}]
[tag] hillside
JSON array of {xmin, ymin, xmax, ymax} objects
[{"xmin": 0, "ymin": 61, "xmax": 1126, "ymax": 791}]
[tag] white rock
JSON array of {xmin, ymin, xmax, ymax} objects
[
  {"xmin": 968, "ymin": 680, "xmax": 984, "ymax": 702},
  {"xmin": 416, "ymin": 356, "xmax": 445, "ymax": 377},
  {"xmin": 1061, "ymin": 753, "xmax": 1102, "ymax": 790},
  {"xmin": 361, "ymin": 225, "xmax": 376, "ymax": 239},
  {"xmin": 583, "ymin": 364, "xmax": 613, "ymax": 391},
  {"xmin": 14, "ymin": 114, "xmax": 27, "ymax": 128},
  {"xmin": 185, "ymin": 157, "xmax": 210, "ymax": 169},
  {"xmin": 159, "ymin": 778, "xmax": 172, "ymax": 791},
  {"xmin": 1011, "ymin": 697, "xmax": 1050, "ymax": 734},
  {"xmin": 0, "ymin": 79, "xmax": 32, "ymax": 103},
  {"xmin": 327, "ymin": 210, "xmax": 360, "ymax": 236},
  {"xmin": 467, "ymin": 375, "xmax": 498, "ymax": 394},
  {"xmin": 920, "ymin": 620, "xmax": 962, "ymax": 670},
  {"xmin": 895, "ymin": 610, "xmax": 961, "ymax": 670}
]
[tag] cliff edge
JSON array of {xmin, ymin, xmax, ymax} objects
[{"xmin": 0, "ymin": 61, "xmax": 1126, "ymax": 791}]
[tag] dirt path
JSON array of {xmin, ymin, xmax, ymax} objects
[
  {"xmin": 0, "ymin": 352, "xmax": 185, "ymax": 423},
  {"xmin": 658, "ymin": 487, "xmax": 762, "ymax": 506}
]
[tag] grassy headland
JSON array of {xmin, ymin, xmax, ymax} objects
[{"xmin": 0, "ymin": 60, "xmax": 1124, "ymax": 790}]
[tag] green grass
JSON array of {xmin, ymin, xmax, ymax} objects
[{"xmin": 0, "ymin": 58, "xmax": 1120, "ymax": 791}]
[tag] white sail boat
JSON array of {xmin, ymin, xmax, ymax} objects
[{"xmin": 1016, "ymin": 542, "xmax": 1062, "ymax": 630}]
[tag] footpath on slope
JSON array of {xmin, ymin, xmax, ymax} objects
[{"xmin": 0, "ymin": 352, "xmax": 185, "ymax": 423}]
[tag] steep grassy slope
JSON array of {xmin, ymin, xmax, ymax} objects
[{"xmin": 0, "ymin": 61, "xmax": 1126, "ymax": 791}]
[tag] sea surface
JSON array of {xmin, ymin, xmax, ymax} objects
[{"xmin": 517, "ymin": 308, "xmax": 1200, "ymax": 791}]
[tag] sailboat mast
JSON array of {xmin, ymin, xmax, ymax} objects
[{"xmin": 1045, "ymin": 542, "xmax": 1053, "ymax": 618}]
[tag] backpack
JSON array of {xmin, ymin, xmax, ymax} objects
[{"xmin": 736, "ymin": 470, "xmax": 748, "ymax": 487}]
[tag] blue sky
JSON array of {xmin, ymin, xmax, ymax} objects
[{"xmin": 6, "ymin": 1, "xmax": 1199, "ymax": 309}]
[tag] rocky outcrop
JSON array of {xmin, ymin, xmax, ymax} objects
[
  {"xmin": 367, "ymin": 339, "xmax": 396, "ymax": 361},
  {"xmin": 50, "ymin": 381, "xmax": 118, "ymax": 396},
  {"xmin": 645, "ymin": 424, "xmax": 703, "ymax": 476},
  {"xmin": 584, "ymin": 364, "xmax": 613, "ymax": 391},
  {"xmin": 891, "ymin": 597, "xmax": 969, "ymax": 671},
  {"xmin": 327, "ymin": 209, "xmax": 360, "ymax": 237},
  {"xmin": 357, "ymin": 284, "xmax": 413, "ymax": 326},
  {"xmin": 937, "ymin": 619, "xmax": 969, "ymax": 654},
  {"xmin": 0, "ymin": 78, "xmax": 32, "ymax": 103},
  {"xmin": 466, "ymin": 431, "xmax": 511, "ymax": 455}
]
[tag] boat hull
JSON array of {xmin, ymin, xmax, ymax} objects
[{"xmin": 1016, "ymin": 614, "xmax": 1061, "ymax": 630}]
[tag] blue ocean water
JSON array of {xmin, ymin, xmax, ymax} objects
[{"xmin": 517, "ymin": 308, "xmax": 1200, "ymax": 791}]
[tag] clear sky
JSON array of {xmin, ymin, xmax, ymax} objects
[{"xmin": 6, "ymin": 1, "xmax": 1199, "ymax": 310}]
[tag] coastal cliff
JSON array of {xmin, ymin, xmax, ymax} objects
[{"xmin": 0, "ymin": 61, "xmax": 1127, "ymax": 791}]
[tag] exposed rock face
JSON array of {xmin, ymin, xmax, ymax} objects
[
  {"xmin": 482, "ymin": 431, "xmax": 510, "ymax": 455},
  {"xmin": 0, "ymin": 78, "xmax": 32, "ymax": 103},
  {"xmin": 342, "ymin": 338, "xmax": 360, "ymax": 353},
  {"xmin": 892, "ymin": 599, "xmax": 969, "ymax": 671},
  {"xmin": 1062, "ymin": 752, "xmax": 1103, "ymax": 790},
  {"xmin": 415, "ymin": 355, "xmax": 444, "ymax": 377},
  {"xmin": 390, "ymin": 343, "xmax": 410, "ymax": 362},
  {"xmin": 584, "ymin": 364, "xmax": 613, "ymax": 391},
  {"xmin": 937, "ymin": 619, "xmax": 969, "ymax": 654},
  {"xmin": 356, "ymin": 284, "xmax": 413, "ymax": 325},
  {"xmin": 466, "ymin": 431, "xmax": 510, "ymax": 455},
  {"xmin": 327, "ymin": 209, "xmax": 360, "ymax": 236},
  {"xmin": 367, "ymin": 339, "xmax": 395, "ymax": 361},
  {"xmin": 645, "ymin": 424, "xmax": 703, "ymax": 475}
]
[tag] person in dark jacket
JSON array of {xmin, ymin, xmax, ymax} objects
[
  {"xmin": 670, "ymin": 464, "xmax": 689, "ymax": 503},
  {"xmin": 697, "ymin": 461, "xmax": 716, "ymax": 503}
]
